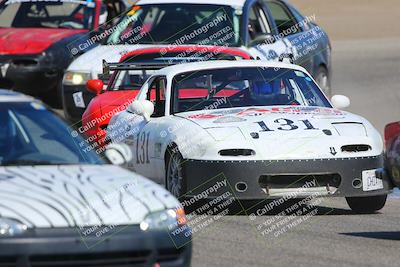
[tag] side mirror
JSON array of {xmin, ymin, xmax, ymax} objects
[
  {"xmin": 86, "ymin": 79, "xmax": 104, "ymax": 95},
  {"xmin": 331, "ymin": 95, "xmax": 350, "ymax": 109},
  {"xmin": 104, "ymin": 143, "xmax": 132, "ymax": 165},
  {"xmin": 249, "ymin": 33, "xmax": 276, "ymax": 47},
  {"xmin": 127, "ymin": 100, "xmax": 154, "ymax": 122}
]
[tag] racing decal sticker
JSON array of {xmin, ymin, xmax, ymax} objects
[
  {"xmin": 236, "ymin": 107, "xmax": 344, "ymax": 116},
  {"xmin": 255, "ymin": 119, "xmax": 319, "ymax": 132},
  {"xmin": 136, "ymin": 132, "xmax": 150, "ymax": 164},
  {"xmin": 188, "ymin": 113, "xmax": 221, "ymax": 120},
  {"xmin": 187, "ymin": 107, "xmax": 344, "ymax": 120}
]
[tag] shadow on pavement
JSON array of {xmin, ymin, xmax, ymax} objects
[
  {"xmin": 228, "ymin": 200, "xmax": 382, "ymax": 216},
  {"xmin": 340, "ymin": 231, "xmax": 400, "ymax": 241},
  {"xmin": 184, "ymin": 198, "xmax": 384, "ymax": 216}
]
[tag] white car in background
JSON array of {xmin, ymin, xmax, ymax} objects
[
  {"xmin": 107, "ymin": 60, "xmax": 395, "ymax": 214},
  {"xmin": 62, "ymin": 0, "xmax": 331, "ymax": 122},
  {"xmin": 0, "ymin": 90, "xmax": 191, "ymax": 266}
]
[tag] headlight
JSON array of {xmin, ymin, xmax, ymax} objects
[
  {"xmin": 0, "ymin": 218, "xmax": 28, "ymax": 237},
  {"xmin": 206, "ymin": 127, "xmax": 244, "ymax": 141},
  {"xmin": 140, "ymin": 208, "xmax": 186, "ymax": 231},
  {"xmin": 332, "ymin": 123, "xmax": 367, "ymax": 137},
  {"xmin": 63, "ymin": 71, "xmax": 91, "ymax": 85}
]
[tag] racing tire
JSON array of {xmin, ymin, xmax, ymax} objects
[
  {"xmin": 166, "ymin": 148, "xmax": 186, "ymax": 199},
  {"xmin": 315, "ymin": 66, "xmax": 331, "ymax": 97},
  {"xmin": 346, "ymin": 194, "xmax": 387, "ymax": 214}
]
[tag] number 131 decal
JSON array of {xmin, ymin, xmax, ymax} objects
[
  {"xmin": 256, "ymin": 119, "xmax": 318, "ymax": 132},
  {"xmin": 136, "ymin": 132, "xmax": 150, "ymax": 164}
]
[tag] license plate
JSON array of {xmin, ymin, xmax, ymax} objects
[
  {"xmin": 362, "ymin": 169, "xmax": 383, "ymax": 191},
  {"xmin": 72, "ymin": 91, "xmax": 85, "ymax": 108}
]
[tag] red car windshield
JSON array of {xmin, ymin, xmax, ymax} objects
[{"xmin": 0, "ymin": 0, "xmax": 96, "ymax": 29}]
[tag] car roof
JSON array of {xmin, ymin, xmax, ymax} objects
[
  {"xmin": 154, "ymin": 60, "xmax": 309, "ymax": 78},
  {"xmin": 136, "ymin": 0, "xmax": 247, "ymax": 7},
  {"xmin": 0, "ymin": 89, "xmax": 35, "ymax": 102}
]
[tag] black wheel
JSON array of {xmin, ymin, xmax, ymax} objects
[
  {"xmin": 315, "ymin": 66, "xmax": 331, "ymax": 97},
  {"xmin": 346, "ymin": 195, "xmax": 387, "ymax": 214},
  {"xmin": 166, "ymin": 148, "xmax": 185, "ymax": 198}
]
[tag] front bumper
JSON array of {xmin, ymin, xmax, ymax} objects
[
  {"xmin": 62, "ymin": 84, "xmax": 96, "ymax": 123},
  {"xmin": 0, "ymin": 226, "xmax": 192, "ymax": 267},
  {"xmin": 0, "ymin": 54, "xmax": 61, "ymax": 94},
  {"xmin": 182, "ymin": 155, "xmax": 392, "ymax": 199}
]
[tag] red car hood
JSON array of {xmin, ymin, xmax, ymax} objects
[
  {"xmin": 99, "ymin": 90, "xmax": 139, "ymax": 109},
  {"xmin": 0, "ymin": 28, "xmax": 87, "ymax": 55},
  {"xmin": 83, "ymin": 90, "xmax": 139, "ymax": 128}
]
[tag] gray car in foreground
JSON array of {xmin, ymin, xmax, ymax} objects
[{"xmin": 0, "ymin": 89, "xmax": 192, "ymax": 266}]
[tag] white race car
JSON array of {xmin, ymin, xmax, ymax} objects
[{"xmin": 107, "ymin": 60, "xmax": 394, "ymax": 213}]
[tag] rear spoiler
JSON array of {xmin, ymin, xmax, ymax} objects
[{"xmin": 99, "ymin": 59, "xmax": 198, "ymax": 80}]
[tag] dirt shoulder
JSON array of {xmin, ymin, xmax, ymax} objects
[{"xmin": 290, "ymin": 0, "xmax": 399, "ymax": 41}]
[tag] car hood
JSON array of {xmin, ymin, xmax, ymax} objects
[
  {"xmin": 0, "ymin": 165, "xmax": 179, "ymax": 228},
  {"xmin": 0, "ymin": 28, "xmax": 87, "ymax": 55},
  {"xmin": 175, "ymin": 106, "xmax": 383, "ymax": 160},
  {"xmin": 82, "ymin": 90, "xmax": 139, "ymax": 129},
  {"xmin": 99, "ymin": 90, "xmax": 139, "ymax": 108},
  {"xmin": 178, "ymin": 106, "xmax": 362, "ymax": 133}
]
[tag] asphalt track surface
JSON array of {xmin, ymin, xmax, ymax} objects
[{"xmin": 190, "ymin": 39, "xmax": 400, "ymax": 267}]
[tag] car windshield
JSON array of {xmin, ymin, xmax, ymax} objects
[
  {"xmin": 107, "ymin": 4, "xmax": 241, "ymax": 46},
  {"xmin": 171, "ymin": 67, "xmax": 331, "ymax": 113},
  {"xmin": 109, "ymin": 69, "xmax": 150, "ymax": 91},
  {"xmin": 0, "ymin": 101, "xmax": 103, "ymax": 166},
  {"xmin": 0, "ymin": 0, "xmax": 96, "ymax": 29}
]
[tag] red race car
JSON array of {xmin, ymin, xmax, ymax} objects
[
  {"xmin": 0, "ymin": 0, "xmax": 127, "ymax": 107},
  {"xmin": 81, "ymin": 45, "xmax": 252, "ymax": 149}
]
